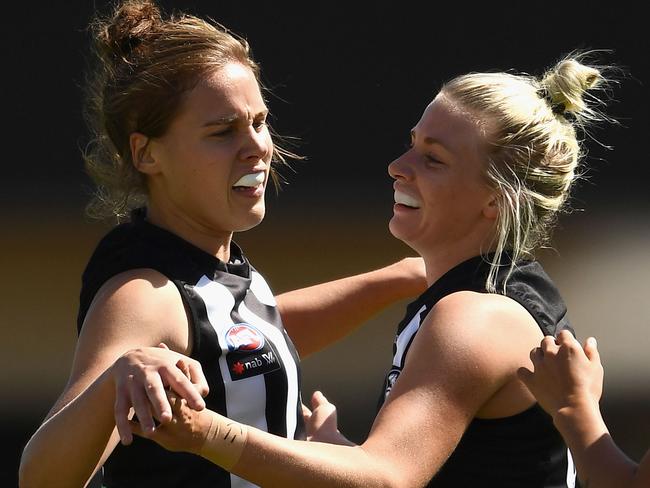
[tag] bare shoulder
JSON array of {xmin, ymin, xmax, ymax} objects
[
  {"xmin": 420, "ymin": 290, "xmax": 544, "ymax": 375},
  {"xmin": 49, "ymin": 269, "xmax": 190, "ymax": 417},
  {"xmin": 81, "ymin": 268, "xmax": 190, "ymax": 356}
]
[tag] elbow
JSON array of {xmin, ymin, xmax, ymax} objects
[
  {"xmin": 19, "ymin": 441, "xmax": 55, "ymax": 488},
  {"xmin": 352, "ymin": 448, "xmax": 412, "ymax": 488},
  {"xmin": 18, "ymin": 448, "xmax": 38, "ymax": 488}
]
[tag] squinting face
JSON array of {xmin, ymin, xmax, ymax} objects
[
  {"xmin": 145, "ymin": 62, "xmax": 273, "ymax": 237},
  {"xmin": 388, "ymin": 95, "xmax": 495, "ymax": 255}
]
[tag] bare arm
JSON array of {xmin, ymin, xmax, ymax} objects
[
  {"xmin": 136, "ymin": 292, "xmax": 538, "ymax": 487},
  {"xmin": 19, "ymin": 270, "xmax": 207, "ymax": 488},
  {"xmin": 276, "ymin": 257, "xmax": 427, "ymax": 357},
  {"xmin": 519, "ymin": 331, "xmax": 648, "ymax": 488}
]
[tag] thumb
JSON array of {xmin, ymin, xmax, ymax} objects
[
  {"xmin": 311, "ymin": 390, "xmax": 330, "ymax": 409},
  {"xmin": 583, "ymin": 337, "xmax": 600, "ymax": 363},
  {"xmin": 158, "ymin": 342, "xmax": 170, "ymax": 350},
  {"xmin": 301, "ymin": 403, "xmax": 312, "ymax": 419}
]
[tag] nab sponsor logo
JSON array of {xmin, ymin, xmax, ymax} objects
[
  {"xmin": 225, "ymin": 324, "xmax": 264, "ymax": 352},
  {"xmin": 230, "ymin": 351, "xmax": 277, "ymax": 376}
]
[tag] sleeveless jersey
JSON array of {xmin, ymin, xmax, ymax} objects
[
  {"xmin": 378, "ymin": 255, "xmax": 579, "ymax": 488},
  {"xmin": 77, "ymin": 209, "xmax": 304, "ymax": 488}
]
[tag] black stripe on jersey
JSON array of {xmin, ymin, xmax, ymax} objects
[
  {"xmin": 263, "ymin": 358, "xmax": 289, "ymax": 437},
  {"xmin": 285, "ymin": 329, "xmax": 306, "ymax": 440},
  {"xmin": 242, "ymin": 291, "xmax": 283, "ymax": 329},
  {"xmin": 293, "ymin": 394, "xmax": 306, "ymax": 440},
  {"xmin": 184, "ymin": 284, "xmax": 228, "ymax": 417}
]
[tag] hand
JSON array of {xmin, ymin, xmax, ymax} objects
[
  {"xmin": 518, "ymin": 330, "xmax": 604, "ymax": 419},
  {"xmin": 112, "ymin": 343, "xmax": 209, "ymax": 445},
  {"xmin": 130, "ymin": 391, "xmax": 213, "ymax": 455},
  {"xmin": 302, "ymin": 391, "xmax": 353, "ymax": 445}
]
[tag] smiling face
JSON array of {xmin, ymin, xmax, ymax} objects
[
  {"xmin": 388, "ymin": 94, "xmax": 497, "ymax": 259},
  {"xmin": 133, "ymin": 62, "xmax": 273, "ymax": 252}
]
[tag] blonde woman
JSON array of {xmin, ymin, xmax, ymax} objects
[{"xmin": 132, "ymin": 52, "xmax": 617, "ymax": 487}]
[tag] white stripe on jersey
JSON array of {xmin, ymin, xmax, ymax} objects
[
  {"xmin": 394, "ymin": 305, "xmax": 427, "ymax": 367},
  {"xmin": 566, "ymin": 448, "xmax": 576, "ymax": 488},
  {"xmin": 238, "ymin": 301, "xmax": 299, "ymax": 440},
  {"xmin": 250, "ymin": 270, "xmax": 277, "ymax": 306},
  {"xmin": 193, "ymin": 276, "xmax": 265, "ymax": 488}
]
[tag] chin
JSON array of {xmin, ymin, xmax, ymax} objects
[
  {"xmin": 235, "ymin": 209, "xmax": 266, "ymax": 232},
  {"xmin": 388, "ymin": 218, "xmax": 421, "ymax": 253},
  {"xmin": 388, "ymin": 217, "xmax": 408, "ymax": 242}
]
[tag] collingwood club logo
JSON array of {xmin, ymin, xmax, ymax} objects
[
  {"xmin": 225, "ymin": 324, "xmax": 264, "ymax": 352},
  {"xmin": 224, "ymin": 323, "xmax": 280, "ymax": 381}
]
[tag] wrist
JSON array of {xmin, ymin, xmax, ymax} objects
[
  {"xmin": 553, "ymin": 400, "xmax": 608, "ymax": 448},
  {"xmin": 199, "ymin": 411, "xmax": 249, "ymax": 470}
]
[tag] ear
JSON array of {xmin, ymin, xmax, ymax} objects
[
  {"xmin": 482, "ymin": 195, "xmax": 499, "ymax": 220},
  {"xmin": 129, "ymin": 132, "xmax": 160, "ymax": 175}
]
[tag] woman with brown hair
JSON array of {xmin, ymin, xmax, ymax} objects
[{"xmin": 18, "ymin": 2, "xmax": 426, "ymax": 487}]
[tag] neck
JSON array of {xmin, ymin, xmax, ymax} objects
[
  {"xmin": 145, "ymin": 202, "xmax": 233, "ymax": 262},
  {"xmin": 417, "ymin": 232, "xmax": 497, "ymax": 287},
  {"xmin": 420, "ymin": 248, "xmax": 480, "ymax": 286}
]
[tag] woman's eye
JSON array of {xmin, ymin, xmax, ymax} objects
[
  {"xmin": 209, "ymin": 128, "xmax": 231, "ymax": 137},
  {"xmin": 253, "ymin": 120, "xmax": 267, "ymax": 131},
  {"xmin": 425, "ymin": 155, "xmax": 445, "ymax": 166}
]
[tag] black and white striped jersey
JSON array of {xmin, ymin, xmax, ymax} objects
[
  {"xmin": 378, "ymin": 255, "xmax": 579, "ymax": 488},
  {"xmin": 77, "ymin": 208, "xmax": 304, "ymax": 488}
]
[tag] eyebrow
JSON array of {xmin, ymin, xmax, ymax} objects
[
  {"xmin": 410, "ymin": 129, "xmax": 451, "ymax": 152},
  {"xmin": 202, "ymin": 109, "xmax": 269, "ymax": 127}
]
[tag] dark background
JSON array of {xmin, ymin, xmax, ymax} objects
[{"xmin": 3, "ymin": 2, "xmax": 649, "ymax": 486}]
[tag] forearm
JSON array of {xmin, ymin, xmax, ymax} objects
[
  {"xmin": 554, "ymin": 403, "xmax": 638, "ymax": 488},
  {"xmin": 201, "ymin": 412, "xmax": 398, "ymax": 488},
  {"xmin": 277, "ymin": 258, "xmax": 425, "ymax": 357},
  {"xmin": 19, "ymin": 369, "xmax": 117, "ymax": 488}
]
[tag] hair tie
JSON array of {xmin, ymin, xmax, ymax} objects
[{"xmin": 537, "ymin": 87, "xmax": 566, "ymax": 116}]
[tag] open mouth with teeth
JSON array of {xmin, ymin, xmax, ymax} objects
[
  {"xmin": 394, "ymin": 190, "xmax": 421, "ymax": 209},
  {"xmin": 233, "ymin": 171, "xmax": 266, "ymax": 192}
]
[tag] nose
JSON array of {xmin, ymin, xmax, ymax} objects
[
  {"xmin": 240, "ymin": 125, "xmax": 272, "ymax": 163},
  {"xmin": 388, "ymin": 151, "xmax": 412, "ymax": 181}
]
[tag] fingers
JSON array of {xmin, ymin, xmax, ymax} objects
[
  {"xmin": 311, "ymin": 390, "xmax": 335, "ymax": 409},
  {"xmin": 184, "ymin": 360, "xmax": 210, "ymax": 399},
  {"xmin": 142, "ymin": 372, "xmax": 173, "ymax": 424},
  {"xmin": 301, "ymin": 403, "xmax": 312, "ymax": 418},
  {"xmin": 128, "ymin": 373, "xmax": 158, "ymax": 434},
  {"xmin": 540, "ymin": 335, "xmax": 557, "ymax": 355},
  {"xmin": 583, "ymin": 337, "xmax": 600, "ymax": 363},
  {"xmin": 529, "ymin": 346, "xmax": 543, "ymax": 364},
  {"xmin": 162, "ymin": 364, "xmax": 206, "ymax": 411},
  {"xmin": 556, "ymin": 329, "xmax": 574, "ymax": 343},
  {"xmin": 115, "ymin": 384, "xmax": 134, "ymax": 445},
  {"xmin": 311, "ymin": 390, "xmax": 326, "ymax": 408},
  {"xmin": 113, "ymin": 347, "xmax": 208, "ymax": 445},
  {"xmin": 160, "ymin": 345, "xmax": 210, "ymax": 399}
]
